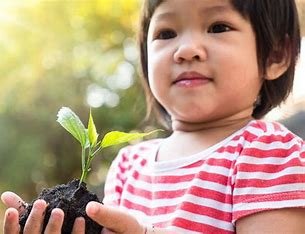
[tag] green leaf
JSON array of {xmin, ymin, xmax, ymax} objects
[
  {"xmin": 56, "ymin": 107, "xmax": 88, "ymax": 148},
  {"xmin": 88, "ymin": 109, "xmax": 98, "ymax": 147},
  {"xmin": 101, "ymin": 129, "xmax": 161, "ymax": 148}
]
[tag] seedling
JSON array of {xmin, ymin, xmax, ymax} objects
[
  {"xmin": 18, "ymin": 107, "xmax": 161, "ymax": 233},
  {"xmin": 56, "ymin": 107, "xmax": 159, "ymax": 186}
]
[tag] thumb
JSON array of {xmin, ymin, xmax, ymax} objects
[{"xmin": 86, "ymin": 202, "xmax": 144, "ymax": 234}]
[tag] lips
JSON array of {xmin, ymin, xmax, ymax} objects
[{"xmin": 173, "ymin": 71, "xmax": 211, "ymax": 87}]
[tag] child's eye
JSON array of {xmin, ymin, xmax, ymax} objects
[
  {"xmin": 208, "ymin": 23, "xmax": 231, "ymax": 33},
  {"xmin": 156, "ymin": 29, "xmax": 177, "ymax": 40}
]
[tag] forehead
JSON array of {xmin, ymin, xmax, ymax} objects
[{"xmin": 151, "ymin": 0, "xmax": 235, "ymax": 19}]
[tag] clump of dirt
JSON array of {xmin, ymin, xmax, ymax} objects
[{"xmin": 19, "ymin": 179, "xmax": 103, "ymax": 234}]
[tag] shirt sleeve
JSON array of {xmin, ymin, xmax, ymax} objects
[
  {"xmin": 102, "ymin": 147, "xmax": 131, "ymax": 206},
  {"xmin": 232, "ymin": 130, "xmax": 305, "ymax": 223}
]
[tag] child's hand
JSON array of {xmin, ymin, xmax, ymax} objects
[
  {"xmin": 1, "ymin": 191, "xmax": 85, "ymax": 234},
  {"xmin": 86, "ymin": 201, "xmax": 145, "ymax": 234}
]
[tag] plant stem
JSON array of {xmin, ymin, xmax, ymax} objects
[
  {"xmin": 79, "ymin": 143, "xmax": 103, "ymax": 186},
  {"xmin": 79, "ymin": 146, "xmax": 97, "ymax": 186},
  {"xmin": 79, "ymin": 147, "xmax": 87, "ymax": 186},
  {"xmin": 91, "ymin": 146, "xmax": 102, "ymax": 157}
]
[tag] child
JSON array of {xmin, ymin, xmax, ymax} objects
[{"xmin": 2, "ymin": 0, "xmax": 305, "ymax": 233}]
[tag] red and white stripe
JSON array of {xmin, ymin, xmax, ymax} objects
[{"xmin": 103, "ymin": 120, "xmax": 305, "ymax": 233}]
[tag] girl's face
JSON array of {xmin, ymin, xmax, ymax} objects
[{"xmin": 147, "ymin": 0, "xmax": 262, "ymax": 129}]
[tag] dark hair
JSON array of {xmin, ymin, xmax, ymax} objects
[{"xmin": 138, "ymin": 0, "xmax": 301, "ymax": 129}]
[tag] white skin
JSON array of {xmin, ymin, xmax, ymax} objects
[
  {"xmin": 146, "ymin": 0, "xmax": 263, "ymax": 161},
  {"xmin": 2, "ymin": 0, "xmax": 305, "ymax": 233}
]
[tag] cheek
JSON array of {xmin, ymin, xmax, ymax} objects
[
  {"xmin": 147, "ymin": 48, "xmax": 163, "ymax": 85},
  {"xmin": 146, "ymin": 49, "xmax": 169, "ymax": 104},
  {"xmin": 147, "ymin": 58, "xmax": 155, "ymax": 89},
  {"xmin": 147, "ymin": 53, "xmax": 159, "ymax": 95},
  {"xmin": 147, "ymin": 46, "xmax": 155, "ymax": 79},
  {"xmin": 218, "ymin": 46, "xmax": 260, "ymax": 84}
]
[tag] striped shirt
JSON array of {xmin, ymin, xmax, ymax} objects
[{"xmin": 103, "ymin": 120, "xmax": 305, "ymax": 233}]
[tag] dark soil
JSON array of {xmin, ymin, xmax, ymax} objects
[{"xmin": 19, "ymin": 179, "xmax": 103, "ymax": 234}]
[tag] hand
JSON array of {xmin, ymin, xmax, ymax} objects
[
  {"xmin": 86, "ymin": 202, "xmax": 145, "ymax": 234},
  {"xmin": 1, "ymin": 191, "xmax": 85, "ymax": 234}
]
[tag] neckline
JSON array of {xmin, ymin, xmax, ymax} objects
[{"xmin": 151, "ymin": 120, "xmax": 255, "ymax": 172}]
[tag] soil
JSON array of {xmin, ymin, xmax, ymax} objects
[{"xmin": 19, "ymin": 179, "xmax": 103, "ymax": 234}]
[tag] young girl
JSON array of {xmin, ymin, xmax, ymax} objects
[{"xmin": 2, "ymin": 0, "xmax": 305, "ymax": 233}]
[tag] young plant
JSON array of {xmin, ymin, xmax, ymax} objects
[{"xmin": 56, "ymin": 107, "xmax": 160, "ymax": 186}]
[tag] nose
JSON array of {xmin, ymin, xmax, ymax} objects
[{"xmin": 173, "ymin": 32, "xmax": 207, "ymax": 63}]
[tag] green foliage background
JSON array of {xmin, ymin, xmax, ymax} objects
[{"xmin": 0, "ymin": 0, "xmax": 151, "ymax": 201}]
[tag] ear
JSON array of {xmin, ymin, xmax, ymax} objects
[
  {"xmin": 265, "ymin": 57, "xmax": 290, "ymax": 80},
  {"xmin": 265, "ymin": 37, "xmax": 291, "ymax": 81}
]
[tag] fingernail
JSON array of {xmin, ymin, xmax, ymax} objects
[
  {"xmin": 86, "ymin": 202, "xmax": 98, "ymax": 215},
  {"xmin": 33, "ymin": 199, "xmax": 46, "ymax": 210},
  {"xmin": 51, "ymin": 208, "xmax": 63, "ymax": 219}
]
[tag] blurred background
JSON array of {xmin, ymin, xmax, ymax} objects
[{"xmin": 0, "ymin": 0, "xmax": 304, "ymax": 223}]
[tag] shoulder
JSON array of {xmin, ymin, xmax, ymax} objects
[
  {"xmin": 241, "ymin": 119, "xmax": 304, "ymax": 153},
  {"xmin": 119, "ymin": 138, "xmax": 163, "ymax": 156},
  {"xmin": 113, "ymin": 138, "xmax": 163, "ymax": 165},
  {"xmin": 244, "ymin": 119, "xmax": 302, "ymax": 139},
  {"xmin": 234, "ymin": 119, "xmax": 305, "ymax": 183},
  {"xmin": 105, "ymin": 138, "xmax": 164, "ymax": 186},
  {"xmin": 232, "ymin": 120, "xmax": 305, "ymax": 224}
]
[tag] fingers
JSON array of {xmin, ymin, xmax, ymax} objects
[
  {"xmin": 23, "ymin": 199, "xmax": 47, "ymax": 234},
  {"xmin": 1, "ymin": 192, "xmax": 27, "ymax": 213},
  {"xmin": 44, "ymin": 208, "xmax": 64, "ymax": 234},
  {"xmin": 72, "ymin": 217, "xmax": 85, "ymax": 234},
  {"xmin": 3, "ymin": 208, "xmax": 20, "ymax": 234},
  {"xmin": 86, "ymin": 202, "xmax": 144, "ymax": 234},
  {"xmin": 2, "ymin": 194, "xmax": 82, "ymax": 234}
]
